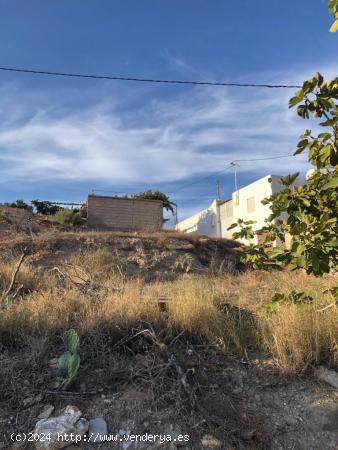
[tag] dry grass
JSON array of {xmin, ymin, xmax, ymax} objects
[
  {"xmin": 0, "ymin": 261, "xmax": 37, "ymax": 292},
  {"xmin": 0, "ymin": 249, "xmax": 337, "ymax": 373}
]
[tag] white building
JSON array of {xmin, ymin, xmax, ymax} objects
[{"xmin": 176, "ymin": 174, "xmax": 302, "ymax": 245}]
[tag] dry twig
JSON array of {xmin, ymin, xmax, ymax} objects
[{"xmin": 1, "ymin": 248, "xmax": 27, "ymax": 307}]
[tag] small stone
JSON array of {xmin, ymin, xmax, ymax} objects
[
  {"xmin": 120, "ymin": 388, "xmax": 151, "ymax": 401},
  {"xmin": 88, "ymin": 418, "xmax": 108, "ymax": 443},
  {"xmin": 34, "ymin": 405, "xmax": 88, "ymax": 449},
  {"xmin": 240, "ymin": 429, "xmax": 256, "ymax": 440},
  {"xmin": 38, "ymin": 405, "xmax": 55, "ymax": 419},
  {"xmin": 316, "ymin": 366, "xmax": 338, "ymax": 388},
  {"xmin": 142, "ymin": 420, "xmax": 150, "ymax": 430},
  {"xmin": 285, "ymin": 416, "xmax": 298, "ymax": 426},
  {"xmin": 232, "ymin": 387, "xmax": 242, "ymax": 395},
  {"xmin": 23, "ymin": 393, "xmax": 44, "ymax": 407},
  {"xmin": 8, "ymin": 444, "xmax": 25, "ymax": 450},
  {"xmin": 48, "ymin": 358, "xmax": 59, "ymax": 369},
  {"xmin": 161, "ymin": 424, "xmax": 186, "ymax": 446},
  {"xmin": 201, "ymin": 434, "xmax": 222, "ymax": 449}
]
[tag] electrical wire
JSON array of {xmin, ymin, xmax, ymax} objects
[
  {"xmin": 169, "ymin": 154, "xmax": 296, "ymax": 196},
  {"xmin": 0, "ymin": 66, "xmax": 302, "ymax": 89},
  {"xmin": 232, "ymin": 154, "xmax": 294, "ymax": 163},
  {"xmin": 168, "ymin": 165, "xmax": 234, "ymax": 194}
]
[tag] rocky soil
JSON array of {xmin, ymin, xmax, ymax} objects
[
  {"xmin": 0, "ymin": 206, "xmax": 66, "ymax": 241},
  {"xmin": 1, "ymin": 348, "xmax": 338, "ymax": 450},
  {"xmin": 0, "ymin": 232, "xmax": 242, "ymax": 280},
  {"xmin": 0, "ymin": 205, "xmax": 242, "ymax": 280}
]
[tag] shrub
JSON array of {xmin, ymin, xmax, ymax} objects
[
  {"xmin": 31, "ymin": 200, "xmax": 61, "ymax": 215},
  {"xmin": 54, "ymin": 209, "xmax": 82, "ymax": 226},
  {"xmin": 10, "ymin": 200, "xmax": 33, "ymax": 211},
  {"xmin": 133, "ymin": 190, "xmax": 175, "ymax": 215}
]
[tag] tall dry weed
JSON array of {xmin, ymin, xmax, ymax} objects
[{"xmin": 0, "ymin": 253, "xmax": 337, "ymax": 372}]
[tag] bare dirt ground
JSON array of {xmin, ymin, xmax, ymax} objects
[
  {"xmin": 0, "ymin": 207, "xmax": 241, "ymax": 281},
  {"xmin": 1, "ymin": 345, "xmax": 338, "ymax": 450},
  {"xmin": 0, "ymin": 206, "xmax": 67, "ymax": 241}
]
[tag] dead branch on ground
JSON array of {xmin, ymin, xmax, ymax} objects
[{"xmin": 1, "ymin": 248, "xmax": 27, "ymax": 307}]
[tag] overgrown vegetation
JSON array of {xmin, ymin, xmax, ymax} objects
[
  {"xmin": 0, "ymin": 249, "xmax": 336, "ymax": 373},
  {"xmin": 7, "ymin": 199, "xmax": 32, "ymax": 211},
  {"xmin": 54, "ymin": 208, "xmax": 82, "ymax": 226},
  {"xmin": 31, "ymin": 199, "xmax": 62, "ymax": 215}
]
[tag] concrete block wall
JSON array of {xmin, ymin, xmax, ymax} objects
[{"xmin": 87, "ymin": 195, "xmax": 163, "ymax": 231}]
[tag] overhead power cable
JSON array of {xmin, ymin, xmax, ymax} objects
[
  {"xmin": 232, "ymin": 154, "xmax": 294, "ymax": 163},
  {"xmin": 0, "ymin": 66, "xmax": 302, "ymax": 89},
  {"xmin": 168, "ymin": 165, "xmax": 234, "ymax": 195},
  {"xmin": 169, "ymin": 154, "xmax": 296, "ymax": 196}
]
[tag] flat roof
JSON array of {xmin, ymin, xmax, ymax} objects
[{"xmin": 88, "ymin": 194, "xmax": 163, "ymax": 204}]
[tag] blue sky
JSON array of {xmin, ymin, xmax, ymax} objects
[{"xmin": 0, "ymin": 0, "xmax": 336, "ymax": 223}]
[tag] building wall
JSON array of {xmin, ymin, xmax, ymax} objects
[
  {"xmin": 176, "ymin": 174, "xmax": 304, "ymax": 244},
  {"xmin": 175, "ymin": 200, "xmax": 218, "ymax": 237},
  {"xmin": 87, "ymin": 195, "xmax": 163, "ymax": 231},
  {"xmin": 219, "ymin": 199, "xmax": 234, "ymax": 239},
  {"xmin": 229, "ymin": 175, "xmax": 275, "ymax": 244}
]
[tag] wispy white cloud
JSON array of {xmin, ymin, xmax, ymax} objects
[{"xmin": 0, "ymin": 65, "xmax": 334, "ymax": 188}]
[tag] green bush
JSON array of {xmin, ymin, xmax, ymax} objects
[
  {"xmin": 31, "ymin": 200, "xmax": 61, "ymax": 215},
  {"xmin": 54, "ymin": 209, "xmax": 82, "ymax": 226},
  {"xmin": 10, "ymin": 199, "xmax": 33, "ymax": 211}
]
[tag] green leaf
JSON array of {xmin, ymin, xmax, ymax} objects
[
  {"xmin": 289, "ymin": 90, "xmax": 304, "ymax": 108},
  {"xmin": 322, "ymin": 177, "xmax": 338, "ymax": 189},
  {"xmin": 227, "ymin": 223, "xmax": 238, "ymax": 231},
  {"xmin": 281, "ymin": 172, "xmax": 300, "ymax": 186},
  {"xmin": 314, "ymin": 72, "xmax": 324, "ymax": 86},
  {"xmin": 294, "ymin": 147, "xmax": 306, "ymax": 156},
  {"xmin": 330, "ymin": 19, "xmax": 338, "ymax": 32},
  {"xmin": 292, "ymin": 241, "xmax": 305, "ymax": 255},
  {"xmin": 296, "ymin": 255, "xmax": 306, "ymax": 268},
  {"xmin": 297, "ymin": 105, "xmax": 309, "ymax": 119},
  {"xmin": 320, "ymin": 118, "xmax": 337, "ymax": 127},
  {"xmin": 318, "ymin": 132, "xmax": 332, "ymax": 141},
  {"xmin": 268, "ymin": 247, "xmax": 286, "ymax": 258},
  {"xmin": 329, "ymin": 0, "xmax": 338, "ymax": 14},
  {"xmin": 297, "ymin": 139, "xmax": 309, "ymax": 148},
  {"xmin": 325, "ymin": 239, "xmax": 338, "ymax": 247}
]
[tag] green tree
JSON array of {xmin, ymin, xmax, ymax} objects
[
  {"xmin": 133, "ymin": 190, "xmax": 176, "ymax": 215},
  {"xmin": 230, "ymin": 73, "xmax": 338, "ymax": 276},
  {"xmin": 31, "ymin": 200, "xmax": 61, "ymax": 215},
  {"xmin": 10, "ymin": 199, "xmax": 32, "ymax": 211}
]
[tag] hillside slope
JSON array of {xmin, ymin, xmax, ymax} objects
[{"xmin": 0, "ymin": 205, "xmax": 243, "ymax": 278}]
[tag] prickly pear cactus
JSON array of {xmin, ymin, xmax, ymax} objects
[
  {"xmin": 64, "ymin": 329, "xmax": 80, "ymax": 354},
  {"xmin": 58, "ymin": 329, "xmax": 80, "ymax": 389}
]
